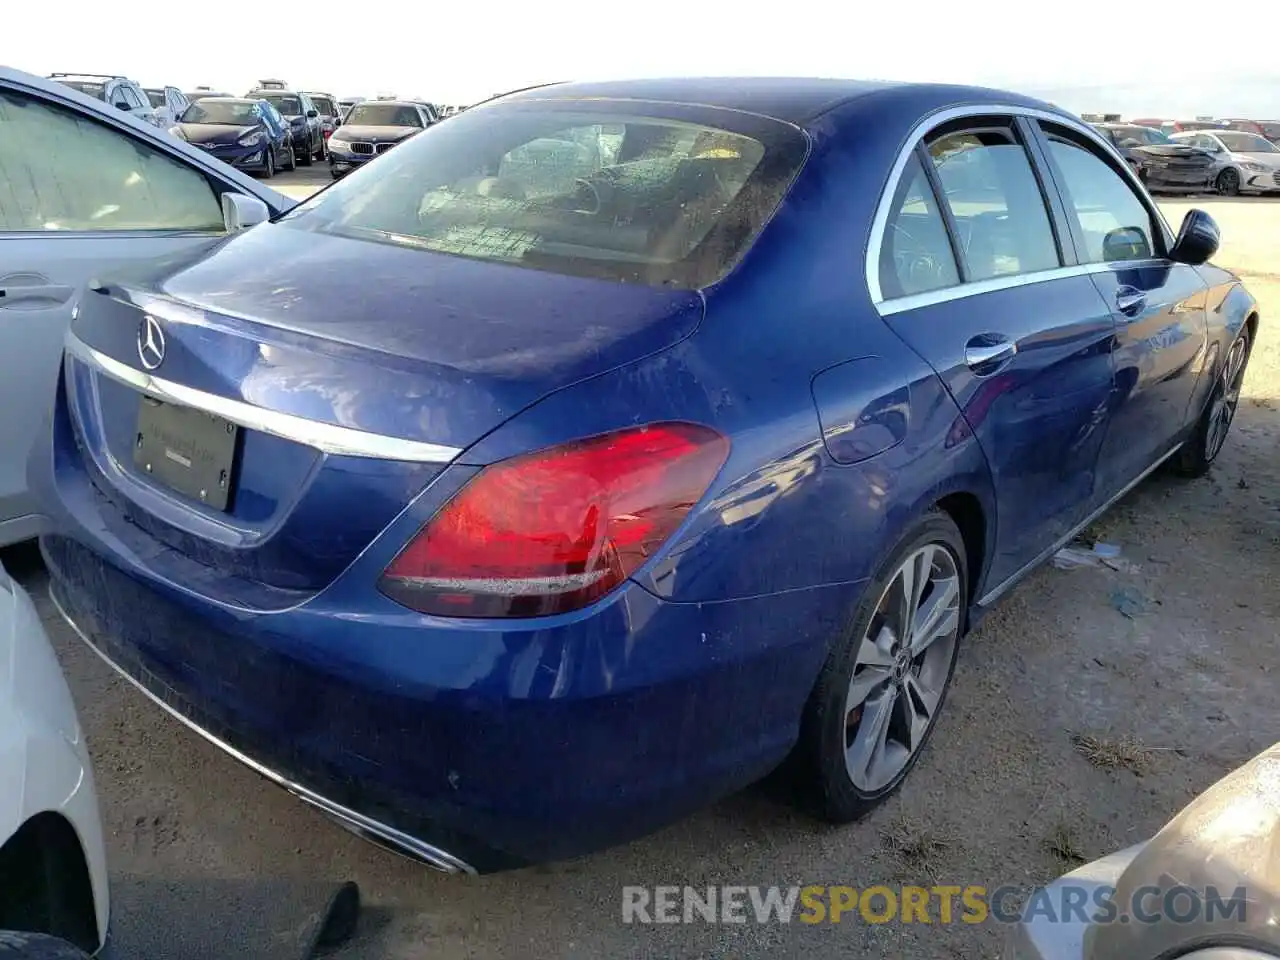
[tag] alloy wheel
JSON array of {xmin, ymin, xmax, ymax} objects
[
  {"xmin": 1206, "ymin": 333, "xmax": 1249, "ymax": 461},
  {"xmin": 1217, "ymin": 169, "xmax": 1240, "ymax": 196},
  {"xmin": 843, "ymin": 543, "xmax": 961, "ymax": 793}
]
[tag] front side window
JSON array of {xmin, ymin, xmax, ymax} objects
[
  {"xmin": 926, "ymin": 126, "xmax": 1060, "ymax": 282},
  {"xmin": 879, "ymin": 152, "xmax": 960, "ymax": 298},
  {"xmin": 279, "ymin": 101, "xmax": 806, "ymax": 288},
  {"xmin": 121, "ymin": 85, "xmax": 146, "ymax": 110},
  {"xmin": 1040, "ymin": 126, "xmax": 1158, "ymax": 264},
  {"xmin": 0, "ymin": 91, "xmax": 223, "ymax": 233}
]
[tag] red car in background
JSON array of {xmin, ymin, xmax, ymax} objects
[{"xmin": 1220, "ymin": 118, "xmax": 1280, "ymax": 144}]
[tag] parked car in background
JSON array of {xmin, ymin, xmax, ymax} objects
[
  {"xmin": 0, "ymin": 66, "xmax": 292, "ymax": 547},
  {"xmin": 246, "ymin": 86, "xmax": 325, "ymax": 164},
  {"xmin": 1220, "ymin": 117, "xmax": 1280, "ymax": 144},
  {"xmin": 1091, "ymin": 122, "xmax": 1215, "ymax": 193},
  {"xmin": 184, "ymin": 87, "xmax": 234, "ymax": 102},
  {"xmin": 1171, "ymin": 129, "xmax": 1280, "ymax": 195},
  {"xmin": 47, "ymin": 73, "xmax": 159, "ymax": 127},
  {"xmin": 173, "ymin": 97, "xmax": 296, "ymax": 178},
  {"xmin": 0, "ymin": 559, "xmax": 109, "ymax": 955},
  {"xmin": 34, "ymin": 78, "xmax": 1257, "ymax": 875},
  {"xmin": 1011, "ymin": 741, "xmax": 1280, "ymax": 959},
  {"xmin": 327, "ymin": 99, "xmax": 434, "ymax": 177},
  {"xmin": 143, "ymin": 85, "xmax": 189, "ymax": 128},
  {"xmin": 338, "ymin": 97, "xmax": 365, "ymax": 120},
  {"xmin": 304, "ymin": 91, "xmax": 342, "ymax": 141}
]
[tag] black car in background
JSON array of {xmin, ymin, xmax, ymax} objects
[
  {"xmin": 173, "ymin": 97, "xmax": 295, "ymax": 178},
  {"xmin": 1092, "ymin": 122, "xmax": 1216, "ymax": 193},
  {"xmin": 246, "ymin": 87, "xmax": 325, "ymax": 164},
  {"xmin": 303, "ymin": 91, "xmax": 342, "ymax": 143},
  {"xmin": 325, "ymin": 99, "xmax": 434, "ymax": 178}
]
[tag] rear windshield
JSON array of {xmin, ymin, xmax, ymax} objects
[
  {"xmin": 57, "ymin": 80, "xmax": 106, "ymax": 99},
  {"xmin": 145, "ymin": 89, "xmax": 167, "ymax": 108},
  {"xmin": 181, "ymin": 100, "xmax": 259, "ymax": 124},
  {"xmin": 346, "ymin": 103, "xmax": 422, "ymax": 126},
  {"xmin": 263, "ymin": 95, "xmax": 301, "ymax": 115},
  {"xmin": 279, "ymin": 100, "xmax": 808, "ymax": 288}
]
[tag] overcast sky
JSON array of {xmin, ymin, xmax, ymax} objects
[{"xmin": 11, "ymin": 0, "xmax": 1280, "ymax": 117}]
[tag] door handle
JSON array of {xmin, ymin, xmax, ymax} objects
[
  {"xmin": 1115, "ymin": 287, "xmax": 1146, "ymax": 317},
  {"xmin": 964, "ymin": 339, "xmax": 1018, "ymax": 371},
  {"xmin": 0, "ymin": 284, "xmax": 75, "ymax": 306}
]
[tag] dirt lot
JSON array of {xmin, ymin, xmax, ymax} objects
[{"xmin": 6, "ymin": 193, "xmax": 1279, "ymax": 959}]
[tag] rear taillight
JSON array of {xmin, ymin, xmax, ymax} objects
[{"xmin": 378, "ymin": 422, "xmax": 730, "ymax": 618}]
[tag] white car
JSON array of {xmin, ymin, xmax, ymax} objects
[
  {"xmin": 1171, "ymin": 129, "xmax": 1280, "ymax": 196},
  {"xmin": 142, "ymin": 85, "xmax": 190, "ymax": 129},
  {"xmin": 0, "ymin": 560, "xmax": 108, "ymax": 954},
  {"xmin": 0, "ymin": 66, "xmax": 294, "ymax": 549}
]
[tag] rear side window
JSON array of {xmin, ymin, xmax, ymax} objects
[
  {"xmin": 925, "ymin": 126, "xmax": 1060, "ymax": 282},
  {"xmin": 879, "ymin": 153, "xmax": 960, "ymax": 298},
  {"xmin": 1039, "ymin": 126, "xmax": 1158, "ymax": 263},
  {"xmin": 280, "ymin": 101, "xmax": 808, "ymax": 289}
]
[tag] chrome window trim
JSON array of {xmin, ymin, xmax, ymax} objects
[
  {"xmin": 866, "ymin": 103, "xmax": 1178, "ymax": 314},
  {"xmin": 878, "ymin": 258, "xmax": 1173, "ymax": 317},
  {"xmin": 65, "ymin": 332, "xmax": 463, "ymax": 464}
]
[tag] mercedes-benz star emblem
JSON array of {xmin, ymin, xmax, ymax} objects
[{"xmin": 137, "ymin": 315, "xmax": 166, "ymax": 371}]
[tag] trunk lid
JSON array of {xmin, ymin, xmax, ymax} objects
[{"xmin": 64, "ymin": 223, "xmax": 703, "ymax": 598}]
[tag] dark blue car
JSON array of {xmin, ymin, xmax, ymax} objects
[
  {"xmin": 34, "ymin": 78, "xmax": 1258, "ymax": 873},
  {"xmin": 173, "ymin": 97, "xmax": 295, "ymax": 178}
]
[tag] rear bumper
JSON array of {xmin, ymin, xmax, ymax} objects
[{"xmin": 40, "ymin": 531, "xmax": 848, "ymax": 870}]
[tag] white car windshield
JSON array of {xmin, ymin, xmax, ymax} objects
[{"xmin": 1219, "ymin": 132, "xmax": 1278, "ymax": 153}]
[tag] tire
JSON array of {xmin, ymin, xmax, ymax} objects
[
  {"xmin": 1174, "ymin": 326, "xmax": 1252, "ymax": 477},
  {"xmin": 1216, "ymin": 168, "xmax": 1241, "ymax": 196},
  {"xmin": 284, "ymin": 145, "xmax": 297, "ymax": 172},
  {"xmin": 260, "ymin": 151, "xmax": 274, "ymax": 179},
  {"xmin": 314, "ymin": 136, "xmax": 326, "ymax": 161},
  {"xmin": 792, "ymin": 510, "xmax": 967, "ymax": 823},
  {"xmin": 298, "ymin": 141, "xmax": 313, "ymax": 166}
]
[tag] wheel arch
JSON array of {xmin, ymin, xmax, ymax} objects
[{"xmin": 0, "ymin": 811, "xmax": 100, "ymax": 955}]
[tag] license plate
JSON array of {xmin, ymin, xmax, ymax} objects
[{"xmin": 134, "ymin": 398, "xmax": 239, "ymax": 511}]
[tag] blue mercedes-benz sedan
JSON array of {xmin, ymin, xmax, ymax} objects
[{"xmin": 32, "ymin": 78, "xmax": 1258, "ymax": 873}]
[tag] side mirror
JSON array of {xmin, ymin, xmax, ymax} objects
[
  {"xmin": 221, "ymin": 192, "xmax": 271, "ymax": 233},
  {"xmin": 113, "ymin": 101, "xmax": 130, "ymax": 111},
  {"xmin": 1169, "ymin": 209, "xmax": 1220, "ymax": 266},
  {"xmin": 1102, "ymin": 226, "xmax": 1153, "ymax": 262},
  {"xmin": 306, "ymin": 109, "xmax": 318, "ymax": 118}
]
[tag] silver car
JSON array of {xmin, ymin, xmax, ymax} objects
[
  {"xmin": 1010, "ymin": 741, "xmax": 1280, "ymax": 960},
  {"xmin": 0, "ymin": 66, "xmax": 292, "ymax": 547},
  {"xmin": 1171, "ymin": 129, "xmax": 1280, "ymax": 195}
]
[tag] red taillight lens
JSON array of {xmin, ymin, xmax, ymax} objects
[{"xmin": 378, "ymin": 422, "xmax": 730, "ymax": 618}]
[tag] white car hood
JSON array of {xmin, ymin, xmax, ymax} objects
[{"xmin": 1232, "ymin": 151, "xmax": 1280, "ymax": 168}]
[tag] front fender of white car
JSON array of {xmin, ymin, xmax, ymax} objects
[{"xmin": 0, "ymin": 564, "xmax": 108, "ymax": 951}]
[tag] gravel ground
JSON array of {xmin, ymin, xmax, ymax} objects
[{"xmin": 5, "ymin": 192, "xmax": 1278, "ymax": 959}]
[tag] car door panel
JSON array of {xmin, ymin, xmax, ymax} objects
[
  {"xmin": 875, "ymin": 120, "xmax": 1118, "ymax": 590},
  {"xmin": 1032, "ymin": 121, "xmax": 1210, "ymax": 503},
  {"xmin": 1089, "ymin": 262, "xmax": 1209, "ymax": 494},
  {"xmin": 0, "ymin": 234, "xmax": 225, "ymax": 533},
  {"xmin": 885, "ymin": 277, "xmax": 1116, "ymax": 587},
  {"xmin": 0, "ymin": 73, "xmax": 287, "ymax": 545}
]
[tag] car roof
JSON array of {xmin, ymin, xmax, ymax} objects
[
  {"xmin": 348, "ymin": 99, "xmax": 421, "ymax": 109},
  {"xmin": 494, "ymin": 76, "xmax": 1061, "ymax": 126}
]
